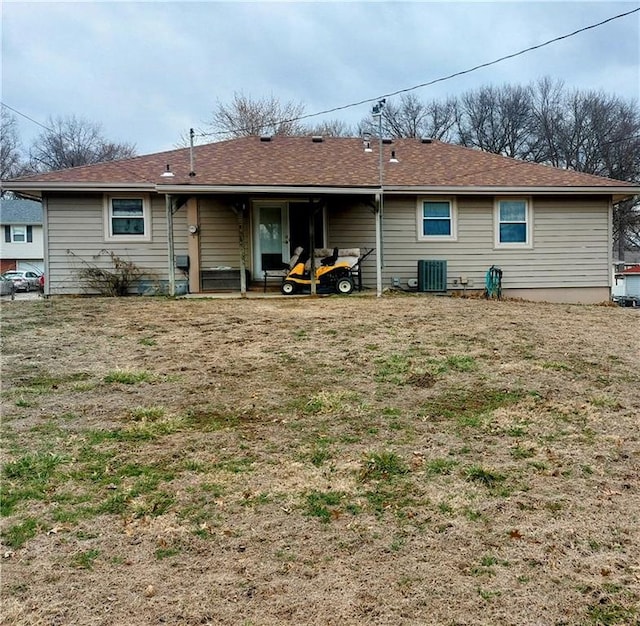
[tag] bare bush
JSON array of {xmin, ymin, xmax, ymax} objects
[{"xmin": 76, "ymin": 250, "xmax": 146, "ymax": 296}]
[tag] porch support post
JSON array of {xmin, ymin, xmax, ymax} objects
[
  {"xmin": 375, "ymin": 192, "xmax": 383, "ymax": 298},
  {"xmin": 165, "ymin": 193, "xmax": 176, "ymax": 297},
  {"xmin": 309, "ymin": 200, "xmax": 317, "ymax": 296},
  {"xmin": 308, "ymin": 198, "xmax": 324, "ymax": 297},
  {"xmin": 186, "ymin": 198, "xmax": 200, "ymax": 293},
  {"xmin": 231, "ymin": 201, "xmax": 248, "ymax": 297}
]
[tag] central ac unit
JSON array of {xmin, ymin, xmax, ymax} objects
[{"xmin": 417, "ymin": 260, "xmax": 447, "ymax": 292}]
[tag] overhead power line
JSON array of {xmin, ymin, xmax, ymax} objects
[
  {"xmin": 197, "ymin": 6, "xmax": 640, "ymax": 139},
  {"xmin": 0, "ymin": 102, "xmax": 53, "ymax": 132}
]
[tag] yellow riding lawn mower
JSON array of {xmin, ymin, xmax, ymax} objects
[{"xmin": 281, "ymin": 248, "xmax": 356, "ymax": 295}]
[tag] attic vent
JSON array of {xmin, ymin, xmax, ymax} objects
[
  {"xmin": 311, "ymin": 135, "xmax": 324, "ymax": 143},
  {"xmin": 382, "ymin": 138, "xmax": 393, "ymax": 144},
  {"xmin": 260, "ymin": 135, "xmax": 272, "ymax": 142},
  {"xmin": 421, "ymin": 137, "xmax": 434, "ymax": 144}
]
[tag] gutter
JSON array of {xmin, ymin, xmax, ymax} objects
[
  {"xmin": 383, "ymin": 185, "xmax": 640, "ymax": 198},
  {"xmin": 154, "ymin": 184, "xmax": 378, "ymax": 195},
  {"xmin": 6, "ymin": 181, "xmax": 637, "ymax": 200},
  {"xmin": 3, "ymin": 182, "xmax": 156, "ymax": 196},
  {"xmin": 3, "ymin": 182, "xmax": 379, "ymax": 199}
]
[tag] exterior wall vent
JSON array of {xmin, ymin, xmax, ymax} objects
[
  {"xmin": 311, "ymin": 136, "xmax": 324, "ymax": 143},
  {"xmin": 421, "ymin": 137, "xmax": 434, "ymax": 144},
  {"xmin": 382, "ymin": 138, "xmax": 393, "ymax": 144},
  {"xmin": 260, "ymin": 135, "xmax": 272, "ymax": 142},
  {"xmin": 417, "ymin": 260, "xmax": 447, "ymax": 292}
]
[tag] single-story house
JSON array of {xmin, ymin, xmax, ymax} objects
[
  {"xmin": 3, "ymin": 135, "xmax": 639, "ymax": 302},
  {"xmin": 0, "ymin": 198, "xmax": 44, "ymax": 275}
]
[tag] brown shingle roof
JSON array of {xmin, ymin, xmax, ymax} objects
[{"xmin": 8, "ymin": 136, "xmax": 635, "ymax": 189}]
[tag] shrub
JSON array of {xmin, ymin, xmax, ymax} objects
[{"xmin": 76, "ymin": 250, "xmax": 145, "ymax": 296}]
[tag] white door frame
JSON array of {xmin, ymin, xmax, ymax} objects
[{"xmin": 252, "ymin": 201, "xmax": 290, "ymax": 276}]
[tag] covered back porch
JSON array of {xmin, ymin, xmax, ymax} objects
[{"xmin": 167, "ymin": 190, "xmax": 381, "ymax": 296}]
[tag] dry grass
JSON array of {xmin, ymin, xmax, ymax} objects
[{"xmin": 1, "ymin": 294, "xmax": 639, "ymax": 626}]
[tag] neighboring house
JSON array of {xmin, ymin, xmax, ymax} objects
[
  {"xmin": 612, "ymin": 264, "xmax": 640, "ymax": 305},
  {"xmin": 0, "ymin": 198, "xmax": 44, "ymax": 275},
  {"xmin": 3, "ymin": 136, "xmax": 639, "ymax": 303}
]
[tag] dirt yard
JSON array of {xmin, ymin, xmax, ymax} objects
[{"xmin": 1, "ymin": 294, "xmax": 639, "ymax": 625}]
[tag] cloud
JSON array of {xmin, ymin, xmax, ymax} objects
[{"xmin": 2, "ymin": 1, "xmax": 638, "ymax": 154}]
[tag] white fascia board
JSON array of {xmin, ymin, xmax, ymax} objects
[
  {"xmin": 3, "ymin": 182, "xmax": 156, "ymax": 194},
  {"xmin": 385, "ymin": 185, "xmax": 640, "ymax": 197},
  {"xmin": 6, "ymin": 181, "xmax": 637, "ymax": 201},
  {"xmin": 155, "ymin": 184, "xmax": 377, "ymax": 195}
]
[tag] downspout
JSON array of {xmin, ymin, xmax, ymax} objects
[{"xmin": 165, "ymin": 193, "xmax": 176, "ymax": 297}]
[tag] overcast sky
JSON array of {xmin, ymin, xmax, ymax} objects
[{"xmin": 2, "ymin": 0, "xmax": 639, "ymax": 156}]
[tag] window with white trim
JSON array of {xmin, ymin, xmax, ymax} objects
[
  {"xmin": 104, "ymin": 195, "xmax": 151, "ymax": 241},
  {"xmin": 417, "ymin": 198, "xmax": 457, "ymax": 241},
  {"xmin": 4, "ymin": 225, "xmax": 33, "ymax": 243},
  {"xmin": 495, "ymin": 198, "xmax": 531, "ymax": 247},
  {"xmin": 10, "ymin": 225, "xmax": 27, "ymax": 242}
]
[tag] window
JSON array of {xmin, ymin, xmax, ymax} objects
[
  {"xmin": 104, "ymin": 195, "xmax": 151, "ymax": 241},
  {"xmin": 4, "ymin": 225, "xmax": 32, "ymax": 243},
  {"xmin": 11, "ymin": 226, "xmax": 27, "ymax": 242},
  {"xmin": 495, "ymin": 198, "xmax": 531, "ymax": 247},
  {"xmin": 417, "ymin": 198, "xmax": 457, "ymax": 241}
]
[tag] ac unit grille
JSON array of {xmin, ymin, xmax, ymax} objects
[{"xmin": 417, "ymin": 260, "xmax": 447, "ymax": 292}]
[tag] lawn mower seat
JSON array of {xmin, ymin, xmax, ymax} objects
[{"xmin": 321, "ymin": 247, "xmax": 339, "ymax": 266}]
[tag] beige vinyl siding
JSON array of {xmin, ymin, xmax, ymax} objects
[
  {"xmin": 327, "ymin": 199, "xmax": 377, "ymax": 286},
  {"xmin": 492, "ymin": 198, "xmax": 610, "ymax": 288},
  {"xmin": 199, "ymin": 198, "xmax": 244, "ymax": 271},
  {"xmin": 326, "ymin": 195, "xmax": 611, "ymax": 291},
  {"xmin": 45, "ymin": 191, "xmax": 612, "ymax": 296},
  {"xmin": 45, "ymin": 193, "xmax": 187, "ymax": 295}
]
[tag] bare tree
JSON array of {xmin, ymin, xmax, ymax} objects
[
  {"xmin": 552, "ymin": 90, "xmax": 640, "ymax": 177},
  {"xmin": 456, "ymin": 84, "xmax": 534, "ymax": 158},
  {"xmin": 209, "ymin": 92, "xmax": 307, "ymax": 137},
  {"xmin": 426, "ymin": 98, "xmax": 459, "ymax": 141},
  {"xmin": 528, "ymin": 77, "xmax": 567, "ymax": 165},
  {"xmin": 306, "ymin": 119, "xmax": 353, "ymax": 137},
  {"xmin": 1, "ymin": 108, "xmax": 25, "ymax": 189},
  {"xmin": 535, "ymin": 88, "xmax": 640, "ymax": 257},
  {"xmin": 28, "ymin": 115, "xmax": 136, "ymax": 172},
  {"xmin": 382, "ymin": 94, "xmax": 428, "ymax": 138},
  {"xmin": 358, "ymin": 94, "xmax": 457, "ymax": 141},
  {"xmin": 614, "ymin": 199, "xmax": 640, "ymax": 259}
]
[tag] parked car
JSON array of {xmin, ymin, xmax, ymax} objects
[
  {"xmin": 1, "ymin": 270, "xmax": 41, "ymax": 292},
  {"xmin": 0, "ymin": 275, "xmax": 16, "ymax": 296},
  {"xmin": 39, "ymin": 274, "xmax": 45, "ymax": 292}
]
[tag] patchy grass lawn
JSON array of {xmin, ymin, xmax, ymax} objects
[{"xmin": 1, "ymin": 294, "xmax": 639, "ymax": 626}]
